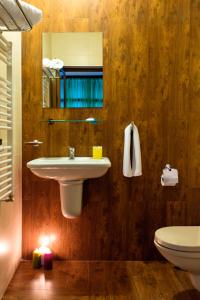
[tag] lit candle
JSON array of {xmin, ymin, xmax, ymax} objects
[
  {"xmin": 38, "ymin": 246, "xmax": 51, "ymax": 266},
  {"xmin": 32, "ymin": 248, "xmax": 41, "ymax": 269},
  {"xmin": 43, "ymin": 251, "xmax": 53, "ymax": 270},
  {"xmin": 37, "ymin": 234, "xmax": 55, "ymax": 270},
  {"xmin": 92, "ymin": 146, "xmax": 103, "ymax": 159}
]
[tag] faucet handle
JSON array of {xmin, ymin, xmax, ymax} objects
[
  {"xmin": 68, "ymin": 146, "xmax": 75, "ymax": 151},
  {"xmin": 68, "ymin": 146, "xmax": 75, "ymax": 159}
]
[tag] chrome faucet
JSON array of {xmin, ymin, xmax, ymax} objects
[{"xmin": 68, "ymin": 146, "xmax": 75, "ymax": 159}]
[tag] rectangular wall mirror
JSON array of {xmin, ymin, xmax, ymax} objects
[{"xmin": 42, "ymin": 32, "xmax": 103, "ymax": 109}]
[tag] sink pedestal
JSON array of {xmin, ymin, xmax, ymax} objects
[{"xmin": 59, "ymin": 180, "xmax": 84, "ymax": 218}]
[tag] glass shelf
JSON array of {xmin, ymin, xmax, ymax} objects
[{"xmin": 47, "ymin": 118, "xmax": 100, "ymax": 125}]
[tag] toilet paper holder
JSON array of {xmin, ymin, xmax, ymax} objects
[
  {"xmin": 161, "ymin": 164, "xmax": 179, "ymax": 186},
  {"xmin": 165, "ymin": 164, "xmax": 172, "ymax": 171}
]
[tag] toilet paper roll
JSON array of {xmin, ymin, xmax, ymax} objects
[{"xmin": 161, "ymin": 167, "xmax": 178, "ymax": 186}]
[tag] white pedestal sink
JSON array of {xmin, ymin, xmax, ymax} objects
[{"xmin": 27, "ymin": 157, "xmax": 111, "ymax": 218}]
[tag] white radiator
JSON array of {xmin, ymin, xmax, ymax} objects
[{"xmin": 0, "ymin": 32, "xmax": 13, "ymax": 201}]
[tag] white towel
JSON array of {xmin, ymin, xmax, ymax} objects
[
  {"xmin": 0, "ymin": 0, "xmax": 42, "ymax": 31},
  {"xmin": 123, "ymin": 123, "xmax": 142, "ymax": 177}
]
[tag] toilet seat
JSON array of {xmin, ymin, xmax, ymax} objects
[
  {"xmin": 155, "ymin": 226, "xmax": 200, "ymax": 252},
  {"xmin": 154, "ymin": 240, "xmax": 200, "ymax": 258},
  {"xmin": 154, "ymin": 226, "xmax": 200, "ymax": 291}
]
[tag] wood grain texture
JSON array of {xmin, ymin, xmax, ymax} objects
[
  {"xmin": 22, "ymin": 0, "xmax": 200, "ymax": 260},
  {"xmin": 3, "ymin": 261, "xmax": 200, "ymax": 300}
]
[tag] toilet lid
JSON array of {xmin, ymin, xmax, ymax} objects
[{"xmin": 155, "ymin": 226, "xmax": 200, "ymax": 252}]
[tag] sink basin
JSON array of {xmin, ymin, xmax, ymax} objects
[
  {"xmin": 27, "ymin": 157, "xmax": 111, "ymax": 218},
  {"xmin": 27, "ymin": 157, "xmax": 111, "ymax": 181}
]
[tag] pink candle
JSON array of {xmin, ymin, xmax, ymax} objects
[{"xmin": 43, "ymin": 252, "xmax": 53, "ymax": 270}]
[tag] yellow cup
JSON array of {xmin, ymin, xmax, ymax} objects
[{"xmin": 92, "ymin": 146, "xmax": 103, "ymax": 159}]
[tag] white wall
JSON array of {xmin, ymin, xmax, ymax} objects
[
  {"xmin": 42, "ymin": 32, "xmax": 52, "ymax": 59},
  {"xmin": 43, "ymin": 32, "xmax": 103, "ymax": 66},
  {"xmin": 0, "ymin": 32, "xmax": 22, "ymax": 299}
]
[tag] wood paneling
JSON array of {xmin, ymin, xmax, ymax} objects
[
  {"xmin": 22, "ymin": 0, "xmax": 200, "ymax": 260},
  {"xmin": 3, "ymin": 261, "xmax": 200, "ymax": 300}
]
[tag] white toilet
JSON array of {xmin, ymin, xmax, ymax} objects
[{"xmin": 154, "ymin": 226, "xmax": 200, "ymax": 291}]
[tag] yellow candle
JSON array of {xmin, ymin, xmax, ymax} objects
[
  {"xmin": 32, "ymin": 248, "xmax": 41, "ymax": 269},
  {"xmin": 92, "ymin": 146, "xmax": 103, "ymax": 159}
]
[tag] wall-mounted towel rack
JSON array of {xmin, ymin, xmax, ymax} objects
[
  {"xmin": 0, "ymin": 32, "xmax": 13, "ymax": 202},
  {"xmin": 0, "ymin": 0, "xmax": 31, "ymax": 31},
  {"xmin": 0, "ymin": 0, "xmax": 42, "ymax": 32}
]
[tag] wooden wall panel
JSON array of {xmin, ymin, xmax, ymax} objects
[{"xmin": 22, "ymin": 0, "xmax": 200, "ymax": 260}]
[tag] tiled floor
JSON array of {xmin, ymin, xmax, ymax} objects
[{"xmin": 2, "ymin": 260, "xmax": 200, "ymax": 300}]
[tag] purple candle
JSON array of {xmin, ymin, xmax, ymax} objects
[{"xmin": 43, "ymin": 252, "xmax": 53, "ymax": 270}]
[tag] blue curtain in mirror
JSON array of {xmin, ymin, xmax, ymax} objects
[{"xmin": 60, "ymin": 78, "xmax": 103, "ymax": 108}]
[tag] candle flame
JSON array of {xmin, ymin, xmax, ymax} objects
[
  {"xmin": 39, "ymin": 235, "xmax": 50, "ymax": 247},
  {"xmin": 39, "ymin": 234, "xmax": 56, "ymax": 247},
  {"xmin": 38, "ymin": 246, "xmax": 51, "ymax": 254}
]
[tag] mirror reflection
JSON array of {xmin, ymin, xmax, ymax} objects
[{"xmin": 42, "ymin": 32, "xmax": 103, "ymax": 108}]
